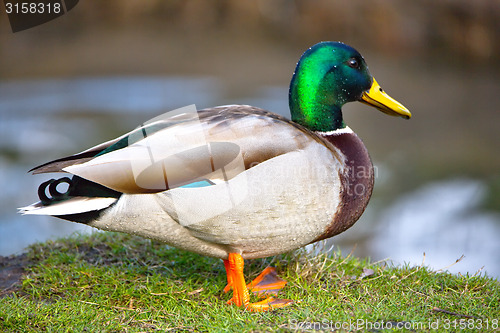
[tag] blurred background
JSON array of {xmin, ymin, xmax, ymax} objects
[{"xmin": 1, "ymin": 0, "xmax": 499, "ymax": 277}]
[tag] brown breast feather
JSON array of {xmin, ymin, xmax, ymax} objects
[{"xmin": 313, "ymin": 131, "xmax": 374, "ymax": 242}]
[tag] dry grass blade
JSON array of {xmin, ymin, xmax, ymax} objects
[{"xmin": 431, "ymin": 307, "xmax": 479, "ymax": 319}]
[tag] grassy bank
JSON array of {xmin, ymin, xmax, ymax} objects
[{"xmin": 0, "ymin": 232, "xmax": 499, "ymax": 332}]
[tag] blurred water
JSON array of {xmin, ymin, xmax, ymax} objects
[
  {"xmin": 1, "ymin": 77, "xmax": 499, "ymax": 279},
  {"xmin": 368, "ymin": 179, "xmax": 500, "ymax": 277}
]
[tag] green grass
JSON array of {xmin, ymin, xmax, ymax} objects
[{"xmin": 1, "ymin": 232, "xmax": 499, "ymax": 332}]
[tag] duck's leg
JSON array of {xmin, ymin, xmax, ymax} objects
[{"xmin": 223, "ymin": 253, "xmax": 293, "ymax": 311}]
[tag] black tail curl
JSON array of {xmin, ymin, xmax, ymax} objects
[
  {"xmin": 38, "ymin": 177, "xmax": 72, "ymax": 205},
  {"xmin": 37, "ymin": 176, "xmax": 121, "ymax": 205}
]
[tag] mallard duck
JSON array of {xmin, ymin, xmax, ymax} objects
[{"xmin": 20, "ymin": 41, "xmax": 411, "ymax": 311}]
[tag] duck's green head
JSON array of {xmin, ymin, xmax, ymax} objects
[{"xmin": 289, "ymin": 41, "xmax": 411, "ymax": 132}]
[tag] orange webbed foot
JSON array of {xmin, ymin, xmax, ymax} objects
[
  {"xmin": 245, "ymin": 297, "xmax": 294, "ymax": 311},
  {"xmin": 223, "ymin": 253, "xmax": 293, "ymax": 311},
  {"xmin": 247, "ymin": 266, "xmax": 287, "ymax": 296}
]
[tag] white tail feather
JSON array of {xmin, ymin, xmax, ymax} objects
[{"xmin": 19, "ymin": 197, "xmax": 117, "ymax": 216}]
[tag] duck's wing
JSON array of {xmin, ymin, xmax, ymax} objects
[
  {"xmin": 29, "ymin": 106, "xmax": 204, "ymax": 174},
  {"xmin": 30, "ymin": 136, "xmax": 125, "ymax": 174},
  {"xmin": 34, "ymin": 105, "xmax": 327, "ymax": 194}
]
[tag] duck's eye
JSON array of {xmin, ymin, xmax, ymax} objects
[{"xmin": 348, "ymin": 58, "xmax": 360, "ymax": 69}]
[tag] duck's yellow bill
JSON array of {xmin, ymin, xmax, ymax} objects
[{"xmin": 360, "ymin": 78, "xmax": 411, "ymax": 119}]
